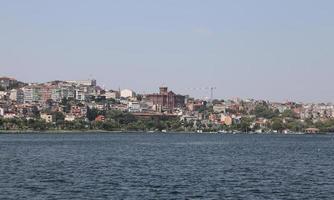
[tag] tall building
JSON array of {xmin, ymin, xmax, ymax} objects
[
  {"xmin": 22, "ymin": 85, "xmax": 43, "ymax": 103},
  {"xmin": 145, "ymin": 87, "xmax": 185, "ymax": 111},
  {"xmin": 51, "ymin": 86, "xmax": 75, "ymax": 102},
  {"xmin": 9, "ymin": 89, "xmax": 24, "ymax": 104},
  {"xmin": 22, "ymin": 87, "xmax": 34, "ymax": 103},
  {"xmin": 41, "ymin": 86, "xmax": 54, "ymax": 102}
]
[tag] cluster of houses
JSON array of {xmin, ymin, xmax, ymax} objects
[
  {"xmin": 1, "ymin": 76, "xmax": 333, "ymax": 133},
  {"xmin": 0, "ymin": 77, "xmax": 187, "ymax": 122}
]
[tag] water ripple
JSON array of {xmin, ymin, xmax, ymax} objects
[{"xmin": 0, "ymin": 133, "xmax": 334, "ymax": 199}]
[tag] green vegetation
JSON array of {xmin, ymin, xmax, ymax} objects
[
  {"xmin": 2, "ymin": 104, "xmax": 334, "ymax": 133},
  {"xmin": 251, "ymin": 104, "xmax": 279, "ymax": 119},
  {"xmin": 0, "ymin": 110, "xmax": 185, "ymax": 132}
]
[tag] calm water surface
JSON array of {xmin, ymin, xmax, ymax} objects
[{"xmin": 0, "ymin": 133, "xmax": 334, "ymax": 200}]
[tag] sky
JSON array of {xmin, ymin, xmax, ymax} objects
[{"xmin": 1, "ymin": 0, "xmax": 334, "ymax": 102}]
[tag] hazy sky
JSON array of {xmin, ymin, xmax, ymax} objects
[{"xmin": 1, "ymin": 0, "xmax": 334, "ymax": 102}]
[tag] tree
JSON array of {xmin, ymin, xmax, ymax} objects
[
  {"xmin": 86, "ymin": 107, "xmax": 99, "ymax": 121},
  {"xmin": 239, "ymin": 117, "xmax": 252, "ymax": 132},
  {"xmin": 282, "ymin": 109, "xmax": 298, "ymax": 119},
  {"xmin": 60, "ymin": 97, "xmax": 73, "ymax": 113},
  {"xmin": 31, "ymin": 106, "xmax": 40, "ymax": 118},
  {"xmin": 52, "ymin": 112, "xmax": 65, "ymax": 126},
  {"xmin": 271, "ymin": 118, "xmax": 284, "ymax": 132},
  {"xmin": 28, "ymin": 119, "xmax": 48, "ymax": 130},
  {"xmin": 289, "ymin": 120, "xmax": 304, "ymax": 132},
  {"xmin": 102, "ymin": 121, "xmax": 118, "ymax": 131},
  {"xmin": 106, "ymin": 110, "xmax": 136, "ymax": 125},
  {"xmin": 251, "ymin": 104, "xmax": 278, "ymax": 119}
]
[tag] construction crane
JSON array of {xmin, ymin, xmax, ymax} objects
[
  {"xmin": 209, "ymin": 87, "xmax": 217, "ymax": 101},
  {"xmin": 186, "ymin": 86, "xmax": 217, "ymax": 101}
]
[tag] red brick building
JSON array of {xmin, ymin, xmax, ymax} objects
[{"xmin": 145, "ymin": 87, "xmax": 185, "ymax": 111}]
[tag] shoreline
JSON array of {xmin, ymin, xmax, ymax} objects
[
  {"xmin": 0, "ymin": 130, "xmax": 329, "ymax": 135},
  {"xmin": 0, "ymin": 130, "xmax": 128, "ymax": 134}
]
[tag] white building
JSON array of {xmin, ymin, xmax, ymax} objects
[
  {"xmin": 3, "ymin": 113, "xmax": 16, "ymax": 119},
  {"xmin": 128, "ymin": 101, "xmax": 141, "ymax": 112},
  {"xmin": 66, "ymin": 79, "xmax": 96, "ymax": 86},
  {"xmin": 9, "ymin": 89, "xmax": 18, "ymax": 101},
  {"xmin": 51, "ymin": 87, "xmax": 76, "ymax": 102},
  {"xmin": 65, "ymin": 114, "xmax": 76, "ymax": 122},
  {"xmin": 121, "ymin": 89, "xmax": 136, "ymax": 98},
  {"xmin": 75, "ymin": 88, "xmax": 86, "ymax": 101},
  {"xmin": 103, "ymin": 90, "xmax": 120, "ymax": 99},
  {"xmin": 213, "ymin": 104, "xmax": 226, "ymax": 113},
  {"xmin": 0, "ymin": 91, "xmax": 6, "ymax": 99},
  {"xmin": 40, "ymin": 114, "xmax": 53, "ymax": 123},
  {"xmin": 22, "ymin": 87, "xmax": 34, "ymax": 103}
]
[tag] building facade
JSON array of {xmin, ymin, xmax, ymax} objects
[
  {"xmin": 66, "ymin": 79, "xmax": 96, "ymax": 86},
  {"xmin": 9, "ymin": 89, "xmax": 24, "ymax": 104},
  {"xmin": 121, "ymin": 89, "xmax": 136, "ymax": 98},
  {"xmin": 145, "ymin": 87, "xmax": 185, "ymax": 111}
]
